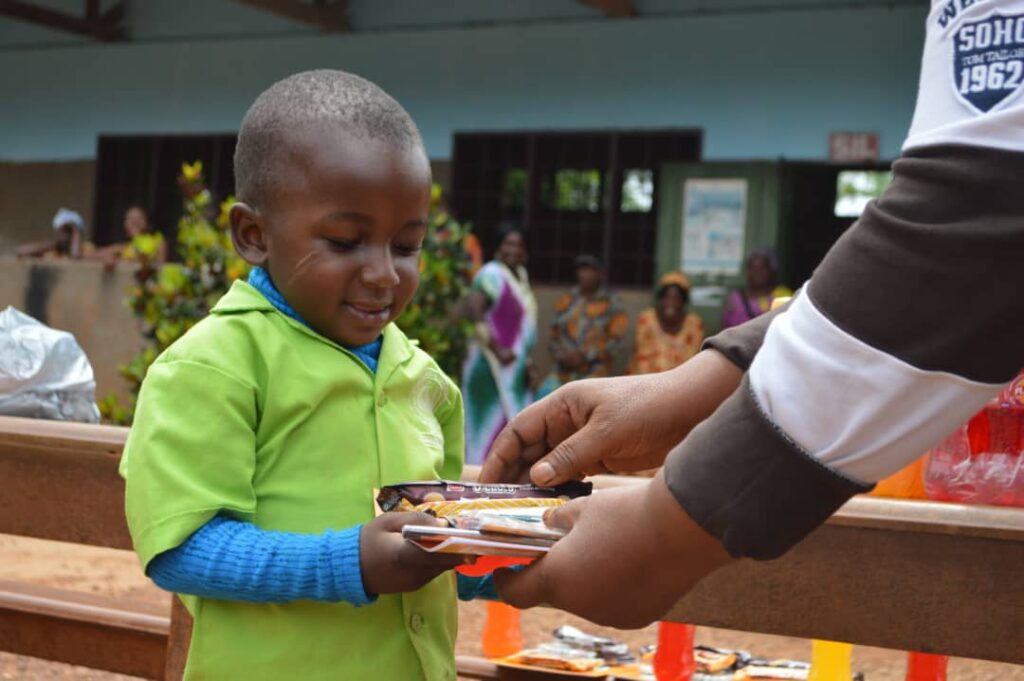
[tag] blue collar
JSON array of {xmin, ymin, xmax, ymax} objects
[{"xmin": 246, "ymin": 267, "xmax": 383, "ymax": 372}]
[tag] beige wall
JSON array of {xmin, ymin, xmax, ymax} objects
[
  {"xmin": 0, "ymin": 258, "xmax": 142, "ymax": 404},
  {"xmin": 0, "ymin": 161, "xmax": 96, "ymax": 255}
]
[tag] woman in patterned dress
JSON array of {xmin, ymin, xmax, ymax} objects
[
  {"xmin": 462, "ymin": 225, "xmax": 538, "ymax": 464},
  {"xmin": 627, "ymin": 271, "xmax": 704, "ymax": 375}
]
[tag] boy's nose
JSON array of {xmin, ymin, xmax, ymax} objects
[{"xmin": 361, "ymin": 247, "xmax": 400, "ymax": 288}]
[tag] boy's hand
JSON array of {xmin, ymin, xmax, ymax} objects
[{"xmin": 360, "ymin": 512, "xmax": 468, "ymax": 596}]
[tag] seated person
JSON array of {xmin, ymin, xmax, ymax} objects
[
  {"xmin": 94, "ymin": 205, "xmax": 167, "ymax": 266},
  {"xmin": 121, "ymin": 70, "xmax": 495, "ymax": 681},
  {"xmin": 16, "ymin": 208, "xmax": 89, "ymax": 259},
  {"xmin": 627, "ymin": 271, "xmax": 704, "ymax": 375},
  {"xmin": 541, "ymin": 254, "xmax": 628, "ymax": 397},
  {"xmin": 721, "ymin": 247, "xmax": 793, "ymax": 329}
]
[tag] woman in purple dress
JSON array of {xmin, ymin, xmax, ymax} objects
[{"xmin": 721, "ymin": 247, "xmax": 792, "ymax": 329}]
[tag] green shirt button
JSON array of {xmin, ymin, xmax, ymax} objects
[
  {"xmin": 410, "ymin": 613, "xmax": 425, "ymax": 633},
  {"xmin": 376, "ymin": 393, "xmax": 388, "ymax": 408}
]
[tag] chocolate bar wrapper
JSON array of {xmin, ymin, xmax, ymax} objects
[
  {"xmin": 377, "ymin": 479, "xmax": 592, "ymax": 513},
  {"xmin": 507, "ymin": 643, "xmax": 605, "ymax": 673},
  {"xmin": 695, "ymin": 645, "xmax": 749, "ymax": 674}
]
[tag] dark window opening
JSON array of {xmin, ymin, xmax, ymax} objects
[
  {"xmin": 93, "ymin": 134, "xmax": 237, "ymax": 250},
  {"xmin": 451, "ymin": 129, "xmax": 702, "ymax": 286}
]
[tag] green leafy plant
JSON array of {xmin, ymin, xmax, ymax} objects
[
  {"xmin": 395, "ymin": 186, "xmax": 474, "ymax": 379},
  {"xmin": 100, "ymin": 161, "xmax": 249, "ymax": 424},
  {"xmin": 101, "ymin": 169, "xmax": 473, "ymax": 424}
]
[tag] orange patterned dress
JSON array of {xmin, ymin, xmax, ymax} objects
[
  {"xmin": 547, "ymin": 287, "xmax": 630, "ymax": 383},
  {"xmin": 627, "ymin": 309, "xmax": 704, "ymax": 375}
]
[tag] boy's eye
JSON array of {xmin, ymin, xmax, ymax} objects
[
  {"xmin": 394, "ymin": 243, "xmax": 423, "ymax": 256},
  {"xmin": 326, "ymin": 237, "xmax": 358, "ymax": 251}
]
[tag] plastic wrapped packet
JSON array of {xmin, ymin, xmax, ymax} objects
[
  {"xmin": 507, "ymin": 642, "xmax": 606, "ymax": 673},
  {"xmin": 733, "ymin": 659, "xmax": 863, "ymax": 681},
  {"xmin": 377, "ymin": 479, "xmax": 592, "ymax": 516},
  {"xmin": 733, "ymin": 659, "xmax": 810, "ymax": 680},
  {"xmin": 553, "ymin": 625, "xmax": 634, "ymax": 664},
  {"xmin": 0, "ymin": 306, "xmax": 99, "ymax": 423},
  {"xmin": 694, "ymin": 646, "xmax": 750, "ymax": 675}
]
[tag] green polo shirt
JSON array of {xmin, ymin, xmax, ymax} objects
[{"xmin": 121, "ymin": 280, "xmax": 463, "ymax": 680}]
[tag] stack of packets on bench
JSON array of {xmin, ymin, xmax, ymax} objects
[
  {"xmin": 494, "ymin": 625, "xmax": 867, "ymax": 680},
  {"xmin": 376, "ymin": 480, "xmax": 592, "ymax": 574}
]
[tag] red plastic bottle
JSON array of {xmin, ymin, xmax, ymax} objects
[
  {"xmin": 653, "ymin": 622, "xmax": 695, "ymax": 681},
  {"xmin": 481, "ymin": 601, "xmax": 523, "ymax": 659},
  {"xmin": 905, "ymin": 652, "xmax": 947, "ymax": 681},
  {"xmin": 925, "ymin": 371, "xmax": 1024, "ymax": 506}
]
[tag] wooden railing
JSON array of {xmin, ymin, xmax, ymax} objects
[{"xmin": 1, "ymin": 416, "xmax": 1021, "ymax": 679}]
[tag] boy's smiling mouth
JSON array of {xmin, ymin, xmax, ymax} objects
[{"xmin": 345, "ymin": 301, "xmax": 393, "ymax": 323}]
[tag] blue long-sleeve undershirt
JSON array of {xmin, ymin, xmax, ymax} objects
[
  {"xmin": 147, "ymin": 516, "xmax": 499, "ymax": 604},
  {"xmin": 146, "ymin": 269, "xmax": 499, "ymax": 604},
  {"xmin": 147, "ymin": 515, "xmax": 373, "ymax": 604}
]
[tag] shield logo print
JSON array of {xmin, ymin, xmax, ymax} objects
[{"xmin": 953, "ymin": 12, "xmax": 1024, "ymax": 113}]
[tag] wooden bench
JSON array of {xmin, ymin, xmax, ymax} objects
[
  {"xmin": 0, "ymin": 415, "xmax": 509, "ymax": 679},
  {"xmin": 1, "ymin": 415, "xmax": 1022, "ymax": 680}
]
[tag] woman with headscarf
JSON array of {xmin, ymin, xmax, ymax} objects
[
  {"xmin": 15, "ymin": 208, "xmax": 87, "ymax": 259},
  {"xmin": 720, "ymin": 246, "xmax": 792, "ymax": 329},
  {"xmin": 627, "ymin": 271, "xmax": 704, "ymax": 375},
  {"xmin": 462, "ymin": 223, "xmax": 538, "ymax": 464}
]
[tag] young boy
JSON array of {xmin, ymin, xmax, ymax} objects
[{"xmin": 120, "ymin": 70, "xmax": 474, "ymax": 680}]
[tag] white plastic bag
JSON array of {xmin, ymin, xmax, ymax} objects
[{"xmin": 0, "ymin": 306, "xmax": 100, "ymax": 423}]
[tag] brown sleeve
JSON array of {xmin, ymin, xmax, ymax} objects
[
  {"xmin": 702, "ymin": 302, "xmax": 788, "ymax": 370},
  {"xmin": 667, "ymin": 143, "xmax": 1024, "ymax": 560}
]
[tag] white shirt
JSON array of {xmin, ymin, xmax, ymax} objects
[{"xmin": 905, "ymin": 0, "xmax": 1024, "ymax": 151}]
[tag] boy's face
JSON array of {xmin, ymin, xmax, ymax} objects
[{"xmin": 232, "ymin": 127, "xmax": 431, "ymax": 347}]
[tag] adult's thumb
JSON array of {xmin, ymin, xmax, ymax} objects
[{"xmin": 530, "ymin": 430, "xmax": 597, "ymax": 486}]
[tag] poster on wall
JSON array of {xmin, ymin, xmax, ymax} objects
[{"xmin": 680, "ymin": 178, "xmax": 747, "ymax": 275}]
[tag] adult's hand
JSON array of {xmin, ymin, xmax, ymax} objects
[
  {"xmin": 480, "ymin": 350, "xmax": 742, "ymax": 485},
  {"xmin": 493, "ymin": 472, "xmax": 733, "ymax": 627}
]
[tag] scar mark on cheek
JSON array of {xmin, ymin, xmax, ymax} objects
[{"xmin": 284, "ymin": 250, "xmax": 322, "ymax": 288}]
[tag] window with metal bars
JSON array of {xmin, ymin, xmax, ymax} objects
[
  {"xmin": 93, "ymin": 134, "xmax": 237, "ymax": 249},
  {"xmin": 450, "ymin": 130, "xmax": 702, "ymax": 287}
]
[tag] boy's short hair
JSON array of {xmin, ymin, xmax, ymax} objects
[{"xmin": 234, "ymin": 69, "xmax": 424, "ymax": 208}]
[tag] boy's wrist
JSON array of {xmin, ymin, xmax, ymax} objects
[{"xmin": 327, "ymin": 525, "xmax": 376, "ymax": 606}]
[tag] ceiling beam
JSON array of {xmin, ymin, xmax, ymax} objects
[
  {"xmin": 233, "ymin": 0, "xmax": 349, "ymax": 32},
  {"xmin": 0, "ymin": 0, "xmax": 125, "ymax": 41},
  {"xmin": 579, "ymin": 0, "xmax": 636, "ymax": 18}
]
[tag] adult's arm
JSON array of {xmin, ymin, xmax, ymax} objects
[
  {"xmin": 493, "ymin": 0, "xmax": 1024, "ymax": 620},
  {"xmin": 495, "ymin": 142, "xmax": 1023, "ymax": 625},
  {"xmin": 480, "ymin": 306, "xmax": 781, "ymax": 485},
  {"xmin": 667, "ymin": 142, "xmax": 1022, "ymax": 559}
]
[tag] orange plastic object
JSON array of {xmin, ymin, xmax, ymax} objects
[
  {"xmin": 906, "ymin": 652, "xmax": 948, "ymax": 681},
  {"xmin": 456, "ymin": 555, "xmax": 533, "ymax": 577},
  {"xmin": 808, "ymin": 640, "xmax": 853, "ymax": 681},
  {"xmin": 653, "ymin": 622, "xmax": 695, "ymax": 681},
  {"xmin": 482, "ymin": 601, "xmax": 523, "ymax": 658},
  {"xmin": 870, "ymin": 456, "xmax": 927, "ymax": 499}
]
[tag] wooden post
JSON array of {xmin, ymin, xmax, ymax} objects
[{"xmin": 163, "ymin": 597, "xmax": 192, "ymax": 681}]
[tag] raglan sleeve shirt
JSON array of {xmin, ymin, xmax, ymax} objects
[{"xmin": 667, "ymin": 0, "xmax": 1024, "ymax": 559}]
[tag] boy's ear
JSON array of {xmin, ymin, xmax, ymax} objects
[{"xmin": 229, "ymin": 203, "xmax": 269, "ymax": 267}]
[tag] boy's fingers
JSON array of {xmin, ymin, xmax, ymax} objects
[
  {"xmin": 397, "ymin": 541, "xmax": 467, "ymax": 570},
  {"xmin": 374, "ymin": 511, "xmax": 446, "ymax": 532}
]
